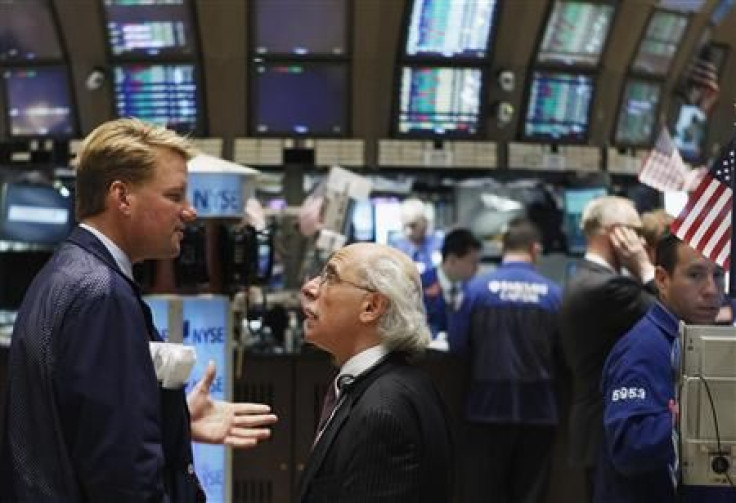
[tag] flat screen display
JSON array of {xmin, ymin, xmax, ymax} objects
[
  {"xmin": 672, "ymin": 103, "xmax": 707, "ymax": 162},
  {"xmin": 523, "ymin": 71, "xmax": 594, "ymax": 142},
  {"xmin": 253, "ymin": 0, "xmax": 347, "ymax": 56},
  {"xmin": 632, "ymin": 10, "xmax": 689, "ymax": 76},
  {"xmin": 538, "ymin": 1, "xmax": 615, "ymax": 66},
  {"xmin": 711, "ymin": 0, "xmax": 735, "ymax": 24},
  {"xmin": 113, "ymin": 63, "xmax": 200, "ymax": 133},
  {"xmin": 614, "ymin": 79, "xmax": 661, "ymax": 146},
  {"xmin": 0, "ymin": 0, "xmax": 63, "ymax": 62},
  {"xmin": 102, "ymin": 0, "xmax": 196, "ymax": 58},
  {"xmin": 405, "ymin": 0, "xmax": 497, "ymax": 59},
  {"xmin": 563, "ymin": 187, "xmax": 607, "ymax": 254},
  {"xmin": 251, "ymin": 62, "xmax": 348, "ymax": 136},
  {"xmin": 397, "ymin": 66, "xmax": 482, "ymax": 136},
  {"xmin": 0, "ymin": 182, "xmax": 74, "ymax": 245},
  {"xmin": 3, "ymin": 67, "xmax": 76, "ymax": 138}
]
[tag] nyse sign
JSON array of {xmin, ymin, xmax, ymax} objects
[
  {"xmin": 188, "ymin": 172, "xmax": 245, "ymax": 218},
  {"xmin": 145, "ymin": 295, "xmax": 231, "ymax": 503}
]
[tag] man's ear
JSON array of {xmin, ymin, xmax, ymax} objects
[
  {"xmin": 359, "ymin": 293, "xmax": 388, "ymax": 324},
  {"xmin": 110, "ymin": 180, "xmax": 132, "ymax": 215}
]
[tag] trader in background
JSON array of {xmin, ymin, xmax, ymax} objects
[
  {"xmin": 450, "ymin": 218, "xmax": 562, "ymax": 503},
  {"xmin": 596, "ymin": 234, "xmax": 734, "ymax": 502},
  {"xmin": 0, "ymin": 118, "xmax": 277, "ymax": 502},
  {"xmin": 559, "ymin": 195, "xmax": 657, "ymax": 500},
  {"xmin": 297, "ymin": 242, "xmax": 453, "ymax": 502},
  {"xmin": 421, "ymin": 227, "xmax": 482, "ymax": 339},
  {"xmin": 391, "ymin": 197, "xmax": 443, "ymax": 274}
]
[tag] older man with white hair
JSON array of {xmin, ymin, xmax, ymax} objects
[
  {"xmin": 391, "ymin": 198, "xmax": 444, "ymax": 274},
  {"xmin": 297, "ymin": 242, "xmax": 454, "ymax": 502}
]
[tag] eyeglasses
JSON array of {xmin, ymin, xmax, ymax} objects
[{"xmin": 317, "ymin": 263, "xmax": 377, "ymax": 293}]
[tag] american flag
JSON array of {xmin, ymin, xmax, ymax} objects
[
  {"xmin": 671, "ymin": 140, "xmax": 736, "ymax": 268},
  {"xmin": 639, "ymin": 128, "xmax": 688, "ymax": 192}
]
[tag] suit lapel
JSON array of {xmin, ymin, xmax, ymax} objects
[{"xmin": 296, "ymin": 355, "xmax": 404, "ymax": 502}]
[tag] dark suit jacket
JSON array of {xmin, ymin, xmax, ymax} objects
[
  {"xmin": 0, "ymin": 227, "xmax": 203, "ymax": 502},
  {"xmin": 298, "ymin": 353, "xmax": 454, "ymax": 502},
  {"xmin": 559, "ymin": 260, "xmax": 656, "ymax": 468}
]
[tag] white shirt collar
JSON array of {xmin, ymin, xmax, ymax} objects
[
  {"xmin": 340, "ymin": 344, "xmax": 389, "ymax": 385},
  {"xmin": 80, "ymin": 223, "xmax": 134, "ymax": 280},
  {"xmin": 584, "ymin": 251, "xmax": 615, "ymax": 273}
]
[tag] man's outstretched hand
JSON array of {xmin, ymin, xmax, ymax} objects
[{"xmin": 188, "ymin": 361, "xmax": 278, "ymax": 448}]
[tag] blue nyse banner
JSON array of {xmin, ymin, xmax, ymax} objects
[
  {"xmin": 187, "ymin": 172, "xmax": 245, "ymax": 218},
  {"xmin": 146, "ymin": 295, "xmax": 231, "ymax": 503}
]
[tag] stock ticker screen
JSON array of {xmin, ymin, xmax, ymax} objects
[
  {"xmin": 0, "ymin": 0, "xmax": 63, "ymax": 62},
  {"xmin": 632, "ymin": 10, "xmax": 689, "ymax": 76},
  {"xmin": 397, "ymin": 66, "xmax": 482, "ymax": 136},
  {"xmin": 253, "ymin": 0, "xmax": 348, "ymax": 56},
  {"xmin": 103, "ymin": 0, "xmax": 196, "ymax": 58},
  {"xmin": 538, "ymin": 1, "xmax": 615, "ymax": 66},
  {"xmin": 113, "ymin": 63, "xmax": 199, "ymax": 133},
  {"xmin": 614, "ymin": 79, "xmax": 661, "ymax": 146},
  {"xmin": 523, "ymin": 71, "xmax": 593, "ymax": 142},
  {"xmin": 404, "ymin": 0, "xmax": 497, "ymax": 59},
  {"xmin": 251, "ymin": 62, "xmax": 348, "ymax": 136},
  {"xmin": 3, "ymin": 67, "xmax": 76, "ymax": 137}
]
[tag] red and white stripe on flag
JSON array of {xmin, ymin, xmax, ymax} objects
[
  {"xmin": 671, "ymin": 171, "xmax": 732, "ymax": 268},
  {"xmin": 639, "ymin": 128, "xmax": 687, "ymax": 192}
]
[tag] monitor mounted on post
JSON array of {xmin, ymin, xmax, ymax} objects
[
  {"xmin": 2, "ymin": 66, "xmax": 78, "ymax": 139},
  {"xmin": 101, "ymin": 0, "xmax": 198, "ymax": 59},
  {"xmin": 522, "ymin": 70, "xmax": 594, "ymax": 143},
  {"xmin": 113, "ymin": 63, "xmax": 202, "ymax": 134},
  {"xmin": 537, "ymin": 1, "xmax": 616, "ymax": 67}
]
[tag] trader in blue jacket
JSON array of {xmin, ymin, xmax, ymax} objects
[
  {"xmin": 450, "ymin": 218, "xmax": 562, "ymax": 502},
  {"xmin": 421, "ymin": 228, "xmax": 481, "ymax": 339},
  {"xmin": 597, "ymin": 233, "xmax": 734, "ymax": 502},
  {"xmin": 0, "ymin": 118, "xmax": 277, "ymax": 502}
]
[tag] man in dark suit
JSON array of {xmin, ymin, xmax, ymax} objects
[
  {"xmin": 0, "ymin": 118, "xmax": 277, "ymax": 502},
  {"xmin": 298, "ymin": 242, "xmax": 453, "ymax": 502},
  {"xmin": 421, "ymin": 228, "xmax": 481, "ymax": 339},
  {"xmin": 559, "ymin": 195, "xmax": 657, "ymax": 500}
]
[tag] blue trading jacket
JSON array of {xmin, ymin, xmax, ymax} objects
[
  {"xmin": 449, "ymin": 262, "xmax": 562, "ymax": 425},
  {"xmin": 391, "ymin": 234, "xmax": 443, "ymax": 275},
  {"xmin": 420, "ymin": 267, "xmax": 458, "ymax": 338},
  {"xmin": 596, "ymin": 302, "xmax": 679, "ymax": 502},
  {"xmin": 597, "ymin": 302, "xmax": 736, "ymax": 503}
]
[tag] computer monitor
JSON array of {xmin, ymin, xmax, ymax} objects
[
  {"xmin": 0, "ymin": 0, "xmax": 63, "ymax": 62},
  {"xmin": 0, "ymin": 182, "xmax": 74, "ymax": 245},
  {"xmin": 537, "ymin": 1, "xmax": 615, "ymax": 66},
  {"xmin": 2, "ymin": 66, "xmax": 77, "ymax": 138},
  {"xmin": 563, "ymin": 187, "xmax": 607, "ymax": 254},
  {"xmin": 113, "ymin": 63, "xmax": 201, "ymax": 134},
  {"xmin": 672, "ymin": 102, "xmax": 707, "ymax": 163},
  {"xmin": 404, "ymin": 0, "xmax": 498, "ymax": 59},
  {"xmin": 102, "ymin": 0, "xmax": 197, "ymax": 59},
  {"xmin": 710, "ymin": 0, "xmax": 735, "ymax": 25},
  {"xmin": 251, "ymin": 61, "xmax": 348, "ymax": 136},
  {"xmin": 252, "ymin": 0, "xmax": 348, "ymax": 56},
  {"xmin": 395, "ymin": 65, "xmax": 483, "ymax": 137},
  {"xmin": 632, "ymin": 10, "xmax": 689, "ymax": 76},
  {"xmin": 614, "ymin": 79, "xmax": 661, "ymax": 147},
  {"xmin": 349, "ymin": 198, "xmax": 375, "ymax": 243},
  {"xmin": 523, "ymin": 71, "xmax": 594, "ymax": 143}
]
